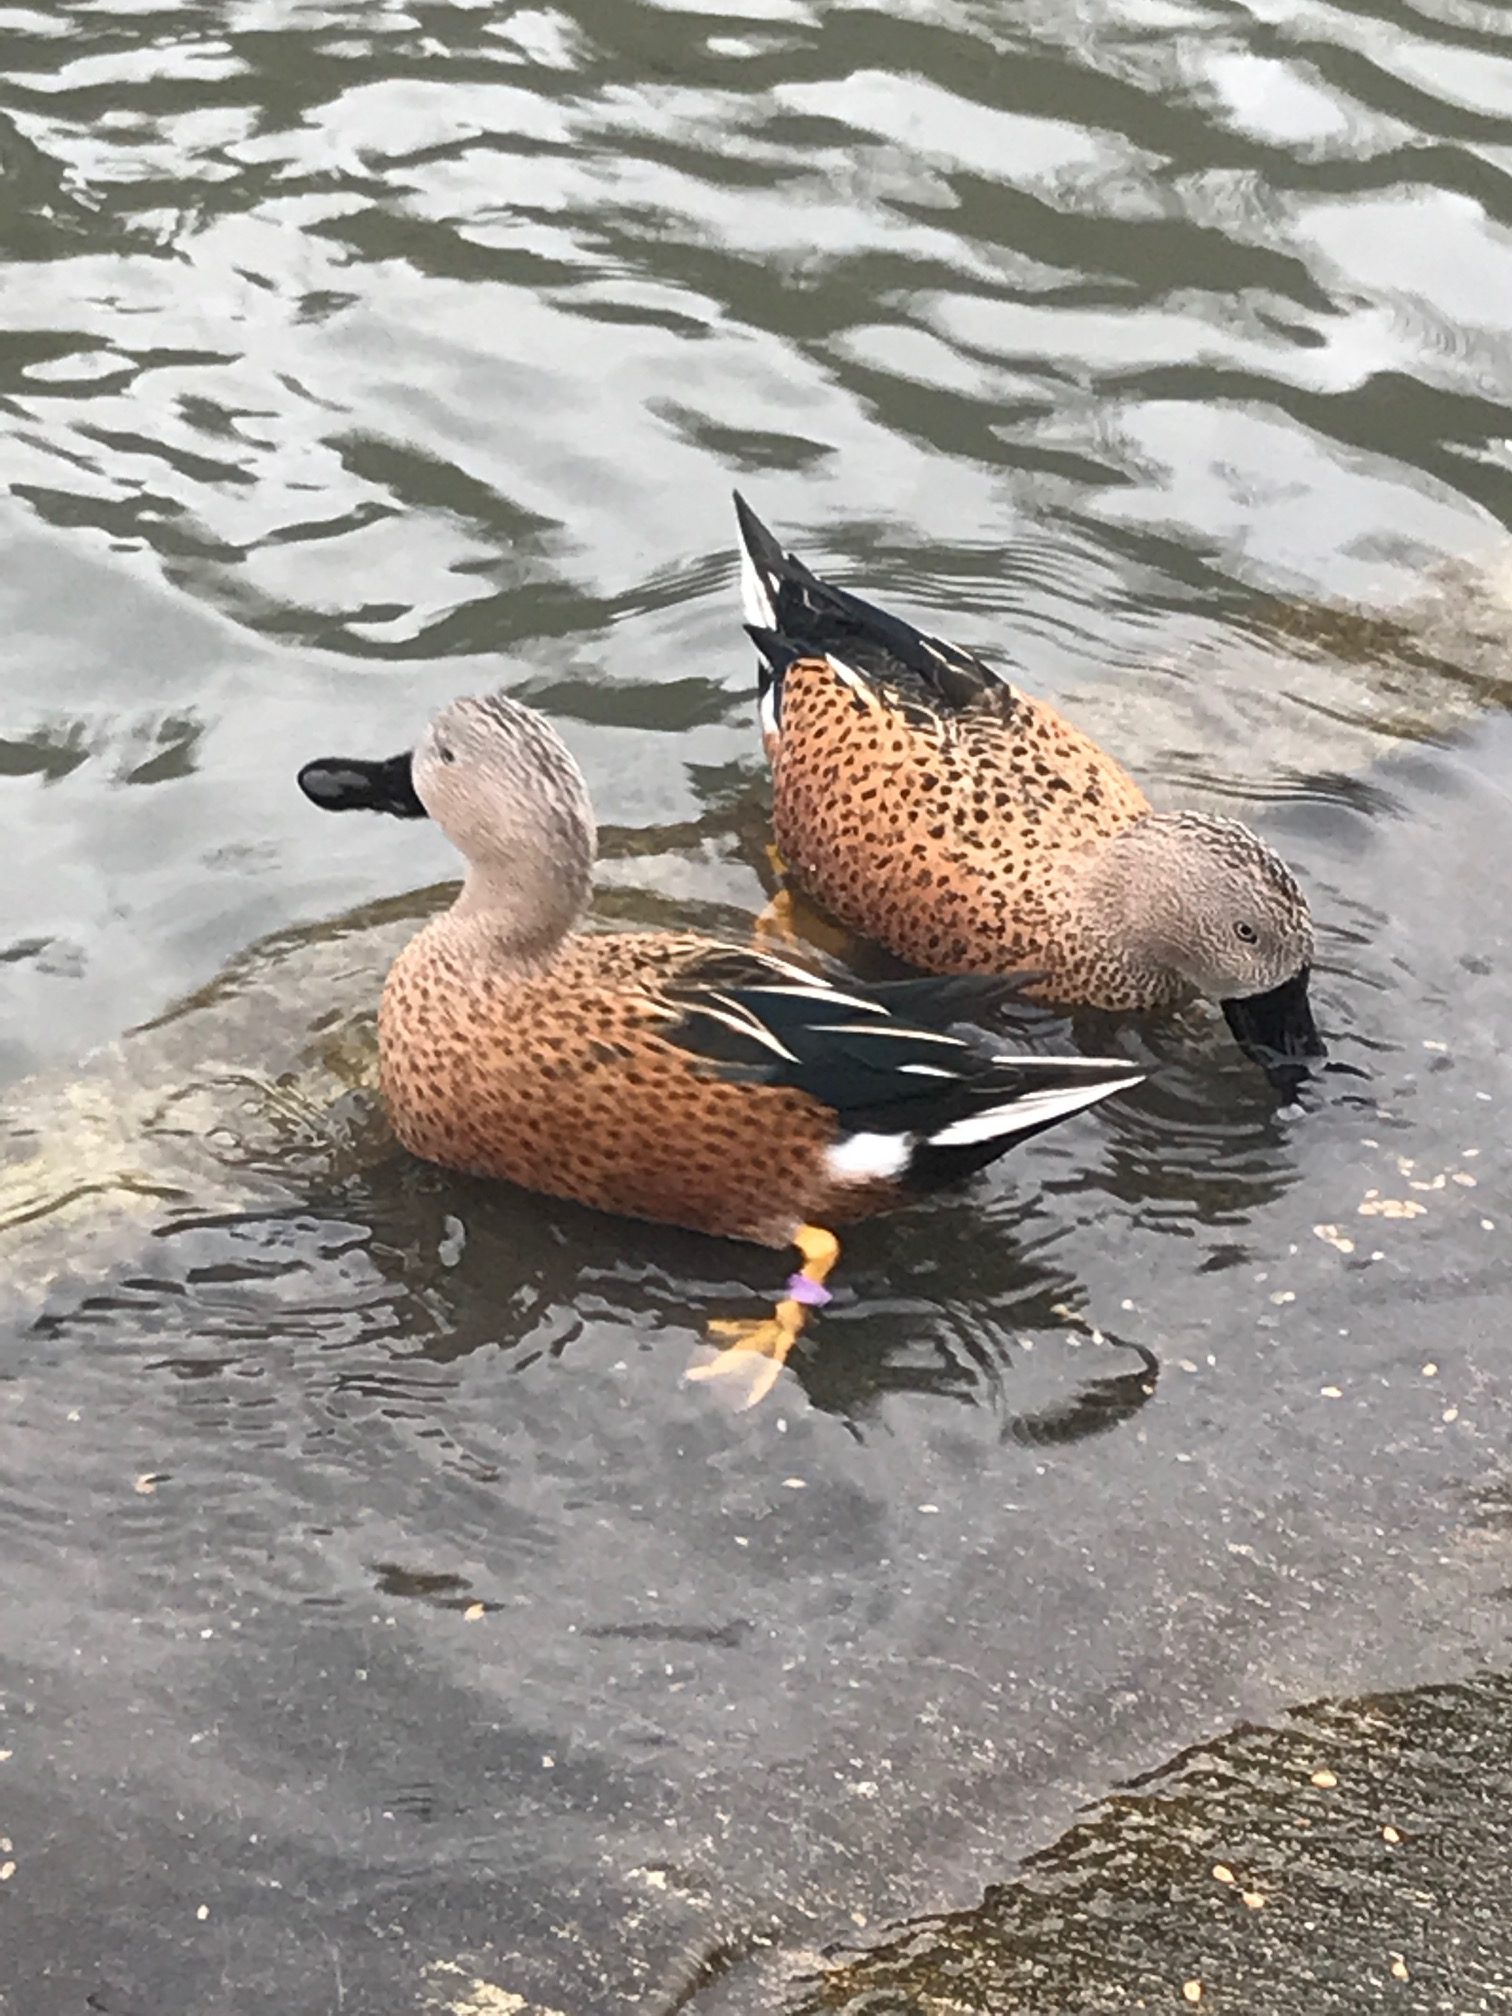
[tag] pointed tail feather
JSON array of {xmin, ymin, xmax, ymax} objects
[
  {"xmin": 902, "ymin": 1056, "xmax": 1144, "ymax": 1190},
  {"xmin": 733, "ymin": 490, "xmax": 789, "ymax": 630},
  {"xmin": 928, "ymin": 1060, "xmax": 1144, "ymax": 1147},
  {"xmin": 731, "ymin": 493, "xmax": 1012, "ymax": 726}
]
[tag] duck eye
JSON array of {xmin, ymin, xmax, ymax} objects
[{"xmin": 1234, "ymin": 920, "xmax": 1258, "ymax": 944}]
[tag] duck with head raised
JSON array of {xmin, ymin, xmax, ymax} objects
[
  {"xmin": 298, "ymin": 692, "xmax": 1144, "ymax": 1408},
  {"xmin": 733, "ymin": 494, "xmax": 1324, "ymax": 1091}
]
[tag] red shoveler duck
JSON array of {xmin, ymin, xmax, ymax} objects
[{"xmin": 733, "ymin": 493, "xmax": 1323, "ymax": 1085}]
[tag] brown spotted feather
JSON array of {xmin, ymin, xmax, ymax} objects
[
  {"xmin": 380, "ymin": 927, "xmax": 903, "ymax": 1247},
  {"xmin": 772, "ymin": 659, "xmax": 1154, "ymax": 1001}
]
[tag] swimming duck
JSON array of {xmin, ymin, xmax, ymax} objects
[
  {"xmin": 298, "ymin": 693, "xmax": 1144, "ymax": 1407},
  {"xmin": 733, "ymin": 494, "xmax": 1323, "ymax": 1082}
]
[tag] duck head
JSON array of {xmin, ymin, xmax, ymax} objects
[{"xmin": 1091, "ymin": 812, "xmax": 1324, "ymax": 1092}]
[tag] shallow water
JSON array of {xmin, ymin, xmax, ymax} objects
[{"xmin": 3, "ymin": 0, "xmax": 1512, "ymax": 2009}]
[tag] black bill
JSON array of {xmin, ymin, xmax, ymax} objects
[
  {"xmin": 297, "ymin": 751, "xmax": 428, "ymax": 819},
  {"xmin": 1222, "ymin": 964, "xmax": 1325, "ymax": 1094}
]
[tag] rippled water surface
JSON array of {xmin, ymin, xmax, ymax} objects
[{"xmin": 3, "ymin": 0, "xmax": 1512, "ymax": 2009}]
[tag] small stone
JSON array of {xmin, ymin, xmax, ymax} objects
[
  {"xmin": 133, "ymin": 1474, "xmax": 162, "ymax": 1496},
  {"xmin": 1241, "ymin": 1892, "xmax": 1266, "ymax": 1911},
  {"xmin": 1212, "ymin": 1864, "xmax": 1235, "ymax": 1885},
  {"xmin": 1320, "ymin": 1385, "xmax": 1342, "ymax": 1399},
  {"xmin": 463, "ymin": 1602, "xmax": 485, "ymax": 1622},
  {"xmin": 1311, "ymin": 1768, "xmax": 1337, "ymax": 1789},
  {"xmin": 196, "ymin": 1904, "xmax": 209, "ymax": 1922},
  {"xmin": 0, "ymin": 1862, "xmax": 15, "ymax": 1883},
  {"xmin": 1390, "ymin": 1955, "xmax": 1409, "ymax": 1981},
  {"xmin": 1422, "ymin": 1362, "xmax": 1438, "ymax": 1378},
  {"xmin": 1382, "ymin": 1825, "xmax": 1401, "ymax": 1844},
  {"xmin": 1314, "ymin": 1224, "xmax": 1356, "ymax": 1254},
  {"xmin": 1358, "ymin": 1197, "xmax": 1426, "ymax": 1220},
  {"xmin": 1183, "ymin": 1981, "xmax": 1203, "ymax": 2004}
]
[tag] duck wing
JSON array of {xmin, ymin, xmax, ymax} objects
[
  {"xmin": 734, "ymin": 491, "xmax": 1014, "ymax": 726},
  {"xmin": 649, "ymin": 941, "xmax": 1142, "ymax": 1189}
]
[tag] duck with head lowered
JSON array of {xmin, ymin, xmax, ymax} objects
[
  {"xmin": 732, "ymin": 494, "xmax": 1324, "ymax": 1090},
  {"xmin": 298, "ymin": 692, "xmax": 1144, "ymax": 1407}
]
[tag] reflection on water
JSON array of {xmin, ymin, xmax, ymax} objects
[{"xmin": 3, "ymin": 0, "xmax": 1512, "ymax": 2006}]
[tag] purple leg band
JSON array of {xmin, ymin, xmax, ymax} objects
[{"xmin": 786, "ymin": 1273, "xmax": 832, "ymax": 1308}]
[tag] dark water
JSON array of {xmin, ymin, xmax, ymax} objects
[{"xmin": 3, "ymin": 0, "xmax": 1512, "ymax": 2010}]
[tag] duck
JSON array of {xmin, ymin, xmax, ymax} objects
[
  {"xmin": 297, "ymin": 692, "xmax": 1144, "ymax": 1408},
  {"xmin": 732, "ymin": 493, "xmax": 1324, "ymax": 1084}
]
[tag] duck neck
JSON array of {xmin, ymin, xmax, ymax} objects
[
  {"xmin": 441, "ymin": 831, "xmax": 593, "ymax": 974},
  {"xmin": 1061, "ymin": 816, "xmax": 1197, "ymax": 1012}
]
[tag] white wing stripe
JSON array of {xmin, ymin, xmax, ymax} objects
[
  {"xmin": 741, "ymin": 982, "xmax": 887, "ymax": 1016},
  {"xmin": 928, "ymin": 1074, "xmax": 1142, "ymax": 1146},
  {"xmin": 825, "ymin": 654, "xmax": 868, "ymax": 692},
  {"xmin": 691, "ymin": 1001, "xmax": 799, "ymax": 1062},
  {"xmin": 740, "ymin": 545, "xmax": 778, "ymax": 629},
  {"xmin": 811, "ymin": 1021, "xmax": 971, "ymax": 1047}
]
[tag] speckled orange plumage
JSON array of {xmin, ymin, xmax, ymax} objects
[
  {"xmin": 303, "ymin": 686, "xmax": 1149, "ymax": 1404},
  {"xmin": 771, "ymin": 657, "xmax": 1159, "ymax": 1005},
  {"xmin": 379, "ymin": 926, "xmax": 901, "ymax": 1249}
]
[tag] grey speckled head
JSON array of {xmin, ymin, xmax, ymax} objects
[
  {"xmin": 412, "ymin": 691, "xmax": 596, "ymax": 959},
  {"xmin": 1082, "ymin": 810, "xmax": 1322, "ymax": 1071}
]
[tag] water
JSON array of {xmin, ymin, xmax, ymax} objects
[{"xmin": 3, "ymin": 0, "xmax": 1512, "ymax": 2009}]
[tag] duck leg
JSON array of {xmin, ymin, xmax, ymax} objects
[
  {"xmin": 753, "ymin": 888, "xmax": 801, "ymax": 948},
  {"xmin": 752, "ymin": 841, "xmax": 801, "ymax": 951},
  {"xmin": 687, "ymin": 1224, "xmax": 841, "ymax": 1409}
]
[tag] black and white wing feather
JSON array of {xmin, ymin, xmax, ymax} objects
[
  {"xmin": 661, "ymin": 946, "xmax": 1143, "ymax": 1190},
  {"xmin": 733, "ymin": 491, "xmax": 1017, "ymax": 733}
]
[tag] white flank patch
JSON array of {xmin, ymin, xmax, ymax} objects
[
  {"xmin": 758, "ymin": 680, "xmax": 780, "ymax": 742},
  {"xmin": 929, "ymin": 1073, "xmax": 1144, "ymax": 1147},
  {"xmin": 740, "ymin": 546, "xmax": 777, "ymax": 628},
  {"xmin": 825, "ymin": 1130, "xmax": 913, "ymax": 1182}
]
